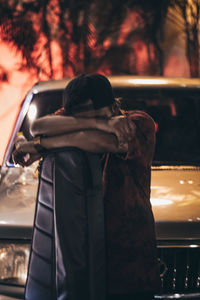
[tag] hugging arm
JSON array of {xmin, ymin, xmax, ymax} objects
[
  {"xmin": 13, "ymin": 116, "xmax": 136, "ymax": 167},
  {"xmin": 30, "ymin": 115, "xmax": 95, "ymax": 137},
  {"xmin": 30, "ymin": 114, "xmax": 134, "ymax": 142},
  {"xmin": 40, "ymin": 130, "xmax": 121, "ymax": 153},
  {"xmin": 34, "ymin": 115, "xmax": 134, "ymax": 152},
  {"xmin": 12, "ymin": 129, "xmax": 123, "ymax": 167}
]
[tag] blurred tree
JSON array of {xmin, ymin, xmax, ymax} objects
[
  {"xmin": 168, "ymin": 0, "xmax": 200, "ymax": 77},
  {"xmin": 0, "ymin": 0, "xmax": 169, "ymax": 79}
]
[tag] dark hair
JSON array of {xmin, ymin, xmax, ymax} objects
[{"xmin": 63, "ymin": 74, "xmax": 115, "ymax": 115}]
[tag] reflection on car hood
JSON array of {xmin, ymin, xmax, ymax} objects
[
  {"xmin": 151, "ymin": 166, "xmax": 200, "ymax": 240},
  {"xmin": 151, "ymin": 167, "xmax": 200, "ymax": 222},
  {"xmin": 0, "ymin": 162, "xmax": 38, "ymax": 227}
]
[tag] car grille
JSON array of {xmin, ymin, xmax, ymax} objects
[{"xmin": 157, "ymin": 246, "xmax": 200, "ymax": 294}]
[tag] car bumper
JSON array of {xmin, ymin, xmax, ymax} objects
[
  {"xmin": 1, "ymin": 286, "xmax": 200, "ymax": 300},
  {"xmin": 0, "ymin": 296, "xmax": 20, "ymax": 300},
  {"xmin": 0, "ymin": 285, "xmax": 24, "ymax": 300},
  {"xmin": 155, "ymin": 293, "xmax": 200, "ymax": 299}
]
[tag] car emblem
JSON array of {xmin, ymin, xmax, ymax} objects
[{"xmin": 158, "ymin": 258, "xmax": 168, "ymax": 278}]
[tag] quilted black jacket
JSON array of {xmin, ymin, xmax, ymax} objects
[{"xmin": 24, "ymin": 148, "xmax": 106, "ymax": 300}]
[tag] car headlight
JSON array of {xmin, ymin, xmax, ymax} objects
[{"xmin": 0, "ymin": 243, "xmax": 30, "ymax": 286}]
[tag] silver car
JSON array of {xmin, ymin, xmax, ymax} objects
[{"xmin": 0, "ymin": 76, "xmax": 200, "ymax": 299}]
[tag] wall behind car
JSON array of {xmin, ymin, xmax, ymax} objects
[
  {"xmin": 0, "ymin": 43, "xmax": 37, "ymax": 165},
  {"xmin": 0, "ymin": 39, "xmax": 63, "ymax": 165}
]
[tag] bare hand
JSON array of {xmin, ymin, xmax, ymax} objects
[
  {"xmin": 108, "ymin": 116, "xmax": 135, "ymax": 145},
  {"xmin": 12, "ymin": 141, "xmax": 41, "ymax": 167}
]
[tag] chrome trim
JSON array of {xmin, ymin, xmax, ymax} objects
[
  {"xmin": 158, "ymin": 258, "xmax": 168, "ymax": 278},
  {"xmin": 152, "ymin": 166, "xmax": 200, "ymax": 171},
  {"xmin": 6, "ymin": 162, "xmax": 15, "ymax": 168},
  {"xmin": 154, "ymin": 293, "xmax": 200, "ymax": 299},
  {"xmin": 0, "ymin": 296, "xmax": 21, "ymax": 300},
  {"xmin": 0, "ymin": 295, "xmax": 20, "ymax": 300},
  {"xmin": 29, "ymin": 76, "xmax": 200, "ymax": 95},
  {"xmin": 0, "ymin": 284, "xmax": 24, "ymax": 299},
  {"xmin": 110, "ymin": 76, "xmax": 200, "ymax": 89},
  {"xmin": 158, "ymin": 245, "xmax": 200, "ymax": 248},
  {"xmin": 2, "ymin": 92, "xmax": 34, "ymax": 168}
]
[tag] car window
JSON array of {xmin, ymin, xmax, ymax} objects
[
  {"xmin": 20, "ymin": 90, "xmax": 63, "ymax": 140},
  {"xmin": 7, "ymin": 90, "xmax": 63, "ymax": 165},
  {"xmin": 114, "ymin": 88, "xmax": 200, "ymax": 165}
]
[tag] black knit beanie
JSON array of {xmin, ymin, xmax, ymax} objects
[{"xmin": 63, "ymin": 74, "xmax": 115, "ymax": 115}]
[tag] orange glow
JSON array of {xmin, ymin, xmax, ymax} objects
[
  {"xmin": 164, "ymin": 54, "xmax": 190, "ymax": 77},
  {"xmin": 0, "ymin": 43, "xmax": 38, "ymax": 165},
  {"xmin": 132, "ymin": 41, "xmax": 154, "ymax": 74},
  {"xmin": 117, "ymin": 11, "xmax": 144, "ymax": 46}
]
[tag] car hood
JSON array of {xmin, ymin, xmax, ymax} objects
[
  {"xmin": 151, "ymin": 166, "xmax": 200, "ymax": 240},
  {"xmin": 0, "ymin": 164, "xmax": 200, "ymax": 241}
]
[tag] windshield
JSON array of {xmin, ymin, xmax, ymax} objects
[
  {"xmin": 115, "ymin": 88, "xmax": 200, "ymax": 165},
  {"xmin": 20, "ymin": 88, "xmax": 200, "ymax": 166},
  {"xmin": 21, "ymin": 90, "xmax": 63, "ymax": 140}
]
